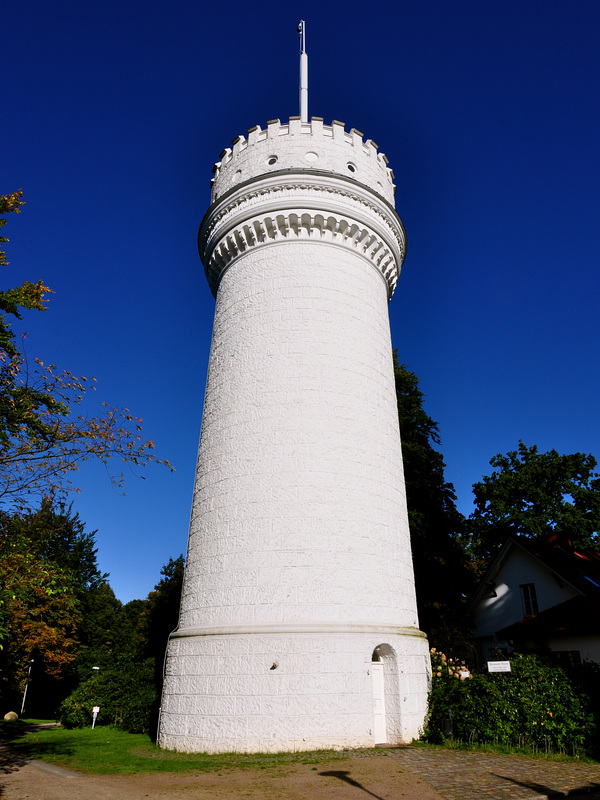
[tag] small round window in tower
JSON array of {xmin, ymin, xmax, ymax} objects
[
  {"xmin": 347, "ymin": 162, "xmax": 357, "ymax": 173},
  {"xmin": 304, "ymin": 151, "xmax": 319, "ymax": 162},
  {"xmin": 267, "ymin": 155, "xmax": 278, "ymax": 165}
]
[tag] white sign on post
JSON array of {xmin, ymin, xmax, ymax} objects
[
  {"xmin": 92, "ymin": 706, "xmax": 100, "ymax": 728},
  {"xmin": 487, "ymin": 660, "xmax": 511, "ymax": 673}
]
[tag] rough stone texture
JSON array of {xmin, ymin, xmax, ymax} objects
[
  {"xmin": 159, "ymin": 629, "xmax": 429, "ymax": 753},
  {"xmin": 180, "ymin": 242, "xmax": 415, "ymax": 631},
  {"xmin": 158, "ymin": 118, "xmax": 430, "ymax": 753}
]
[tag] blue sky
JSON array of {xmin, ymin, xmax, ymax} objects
[{"xmin": 4, "ymin": 0, "xmax": 599, "ymax": 602}]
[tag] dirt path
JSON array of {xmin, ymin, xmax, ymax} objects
[{"xmin": 0, "ymin": 753, "xmax": 444, "ymax": 800}]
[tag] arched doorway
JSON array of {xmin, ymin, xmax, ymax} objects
[{"xmin": 371, "ymin": 644, "xmax": 400, "ymax": 744}]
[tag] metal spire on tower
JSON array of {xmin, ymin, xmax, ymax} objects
[{"xmin": 298, "ymin": 20, "xmax": 308, "ymax": 122}]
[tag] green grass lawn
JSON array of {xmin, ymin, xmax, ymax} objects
[
  {"xmin": 5, "ymin": 721, "xmax": 594, "ymax": 776},
  {"xmin": 2, "ymin": 723, "xmax": 380, "ymax": 775}
]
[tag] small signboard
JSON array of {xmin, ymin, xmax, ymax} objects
[
  {"xmin": 487, "ymin": 660, "xmax": 511, "ymax": 673},
  {"xmin": 92, "ymin": 706, "xmax": 100, "ymax": 729}
]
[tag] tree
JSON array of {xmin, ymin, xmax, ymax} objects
[
  {"xmin": 0, "ymin": 501, "xmax": 153, "ymax": 715},
  {"xmin": 393, "ymin": 354, "xmax": 474, "ymax": 652},
  {"xmin": 75, "ymin": 583, "xmax": 143, "ymax": 677},
  {"xmin": 0, "ymin": 191, "xmax": 173, "ymax": 507},
  {"xmin": 467, "ymin": 441, "xmax": 600, "ymax": 563},
  {"xmin": 58, "ymin": 555, "xmax": 184, "ymax": 735},
  {"xmin": 7, "ymin": 498, "xmax": 106, "ymax": 593},
  {"xmin": 59, "ymin": 659, "xmax": 157, "ymax": 733},
  {"xmin": 138, "ymin": 556, "xmax": 184, "ymax": 672},
  {"xmin": 0, "ymin": 503, "xmax": 91, "ymax": 712}
]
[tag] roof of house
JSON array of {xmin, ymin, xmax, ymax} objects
[
  {"xmin": 467, "ymin": 535, "xmax": 600, "ymax": 615},
  {"xmin": 496, "ymin": 595, "xmax": 600, "ymax": 639},
  {"xmin": 519, "ymin": 536, "xmax": 600, "ymax": 599}
]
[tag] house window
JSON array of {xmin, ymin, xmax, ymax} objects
[
  {"xmin": 520, "ymin": 583, "xmax": 538, "ymax": 617},
  {"xmin": 551, "ymin": 651, "xmax": 581, "ymax": 668}
]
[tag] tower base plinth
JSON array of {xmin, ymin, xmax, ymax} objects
[{"xmin": 158, "ymin": 624, "xmax": 430, "ymax": 753}]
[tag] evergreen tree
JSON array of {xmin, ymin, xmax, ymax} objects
[
  {"xmin": 393, "ymin": 353, "xmax": 474, "ymax": 652},
  {"xmin": 138, "ymin": 556, "xmax": 184, "ymax": 675},
  {"xmin": 59, "ymin": 555, "xmax": 184, "ymax": 735},
  {"xmin": 76, "ymin": 584, "xmax": 144, "ymax": 677}
]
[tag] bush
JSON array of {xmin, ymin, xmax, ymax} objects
[
  {"xmin": 59, "ymin": 659, "xmax": 157, "ymax": 733},
  {"xmin": 424, "ymin": 650, "xmax": 595, "ymax": 751}
]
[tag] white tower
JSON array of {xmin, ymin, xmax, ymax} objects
[{"xmin": 158, "ymin": 115, "xmax": 430, "ymax": 754}]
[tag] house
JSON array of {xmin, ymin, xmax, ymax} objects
[{"xmin": 467, "ymin": 536, "xmax": 600, "ymax": 666}]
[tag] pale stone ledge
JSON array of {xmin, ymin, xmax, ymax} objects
[{"xmin": 170, "ymin": 622, "xmax": 429, "ymax": 639}]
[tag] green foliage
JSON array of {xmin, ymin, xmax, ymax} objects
[
  {"xmin": 0, "ymin": 491, "xmax": 181, "ymax": 722},
  {"xmin": 0, "ymin": 191, "xmax": 58, "ymax": 459},
  {"xmin": 562, "ymin": 660, "xmax": 600, "ymax": 750},
  {"xmin": 58, "ymin": 554, "xmax": 184, "ymax": 738},
  {"xmin": 0, "ymin": 500, "xmax": 109, "ymax": 712},
  {"xmin": 467, "ymin": 441, "xmax": 600, "ymax": 563},
  {"xmin": 138, "ymin": 556, "xmax": 184, "ymax": 666},
  {"xmin": 2, "ymin": 499, "xmax": 106, "ymax": 594},
  {"xmin": 424, "ymin": 651, "xmax": 595, "ymax": 751},
  {"xmin": 75, "ymin": 584, "xmax": 144, "ymax": 676},
  {"xmin": 59, "ymin": 660, "xmax": 158, "ymax": 733},
  {"xmin": 393, "ymin": 354, "xmax": 474, "ymax": 651},
  {"xmin": 7, "ymin": 725, "xmax": 381, "ymax": 775},
  {"xmin": 0, "ymin": 190, "xmax": 26, "ymax": 267},
  {"xmin": 134, "ymin": 554, "xmax": 184, "ymax": 738}
]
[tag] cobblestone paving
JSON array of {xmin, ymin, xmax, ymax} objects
[{"xmin": 388, "ymin": 747, "xmax": 600, "ymax": 800}]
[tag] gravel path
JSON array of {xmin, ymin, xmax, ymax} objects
[{"xmin": 2, "ymin": 739, "xmax": 600, "ymax": 800}]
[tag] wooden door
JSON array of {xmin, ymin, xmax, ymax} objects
[{"xmin": 371, "ymin": 662, "xmax": 386, "ymax": 744}]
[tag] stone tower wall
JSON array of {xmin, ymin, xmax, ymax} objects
[
  {"xmin": 158, "ymin": 117, "xmax": 430, "ymax": 754},
  {"xmin": 179, "ymin": 239, "xmax": 418, "ymax": 632}
]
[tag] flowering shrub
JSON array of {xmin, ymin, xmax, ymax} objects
[
  {"xmin": 423, "ymin": 651, "xmax": 595, "ymax": 751},
  {"xmin": 430, "ymin": 648, "xmax": 472, "ymax": 681}
]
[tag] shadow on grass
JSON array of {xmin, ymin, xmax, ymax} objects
[
  {"xmin": 0, "ymin": 723, "xmax": 74, "ymax": 775},
  {"xmin": 319, "ymin": 770, "xmax": 388, "ymax": 799}
]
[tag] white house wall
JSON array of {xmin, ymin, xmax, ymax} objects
[
  {"xmin": 473, "ymin": 546, "xmax": 580, "ymax": 639},
  {"xmin": 546, "ymin": 636, "xmax": 600, "ymax": 663}
]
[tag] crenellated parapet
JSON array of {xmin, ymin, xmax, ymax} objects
[
  {"xmin": 200, "ymin": 124, "xmax": 406, "ymax": 300},
  {"xmin": 210, "ymin": 117, "xmax": 396, "ymax": 205}
]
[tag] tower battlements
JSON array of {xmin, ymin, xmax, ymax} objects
[{"xmin": 211, "ymin": 117, "xmax": 396, "ymax": 205}]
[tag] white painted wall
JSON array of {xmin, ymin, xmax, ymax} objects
[
  {"xmin": 546, "ymin": 636, "xmax": 600, "ymax": 663},
  {"xmin": 179, "ymin": 241, "xmax": 417, "ymax": 631},
  {"xmin": 160, "ymin": 629, "xmax": 429, "ymax": 753},
  {"xmin": 211, "ymin": 117, "xmax": 396, "ymax": 205},
  {"xmin": 473, "ymin": 546, "xmax": 579, "ymax": 638}
]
